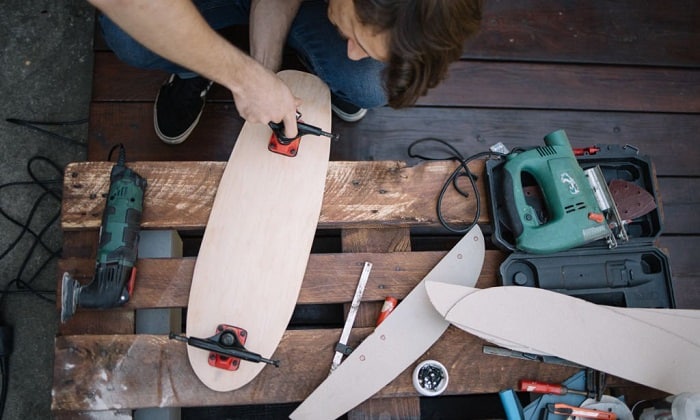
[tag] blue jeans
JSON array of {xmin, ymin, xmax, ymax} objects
[{"xmin": 100, "ymin": 0, "xmax": 387, "ymax": 108}]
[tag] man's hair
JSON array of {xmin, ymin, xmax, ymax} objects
[{"xmin": 354, "ymin": 0, "xmax": 482, "ymax": 108}]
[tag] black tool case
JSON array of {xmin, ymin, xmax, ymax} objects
[{"xmin": 486, "ymin": 144, "xmax": 675, "ymax": 308}]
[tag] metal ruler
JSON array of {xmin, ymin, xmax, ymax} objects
[{"xmin": 330, "ymin": 261, "xmax": 372, "ymax": 373}]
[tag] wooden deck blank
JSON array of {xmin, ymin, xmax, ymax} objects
[
  {"xmin": 441, "ymin": 286, "xmax": 700, "ymax": 394},
  {"xmin": 185, "ymin": 71, "xmax": 331, "ymax": 391}
]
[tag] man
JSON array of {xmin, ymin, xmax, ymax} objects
[{"xmin": 90, "ymin": 0, "xmax": 482, "ymax": 143}]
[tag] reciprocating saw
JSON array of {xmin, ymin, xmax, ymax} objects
[{"xmin": 61, "ymin": 147, "xmax": 147, "ymax": 322}]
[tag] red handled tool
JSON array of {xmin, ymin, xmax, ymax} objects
[
  {"xmin": 573, "ymin": 146, "xmax": 601, "ymax": 156},
  {"xmin": 376, "ymin": 296, "xmax": 398, "ymax": 326},
  {"xmin": 519, "ymin": 379, "xmax": 589, "ymax": 397},
  {"xmin": 547, "ymin": 403, "xmax": 617, "ymax": 420},
  {"xmin": 268, "ymin": 117, "xmax": 338, "ymax": 157}
]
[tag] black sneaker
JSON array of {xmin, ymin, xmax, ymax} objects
[
  {"xmin": 331, "ymin": 93, "xmax": 367, "ymax": 122},
  {"xmin": 154, "ymin": 74, "xmax": 213, "ymax": 144}
]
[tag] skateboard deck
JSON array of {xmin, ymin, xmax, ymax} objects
[
  {"xmin": 427, "ymin": 281, "xmax": 700, "ymax": 354},
  {"xmin": 186, "ymin": 70, "xmax": 331, "ymax": 391},
  {"xmin": 290, "ymin": 225, "xmax": 485, "ymax": 420},
  {"xmin": 430, "ymin": 285, "xmax": 700, "ymax": 394}
]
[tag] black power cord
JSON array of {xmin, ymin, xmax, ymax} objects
[
  {"xmin": 407, "ymin": 137, "xmax": 506, "ymax": 234},
  {"xmin": 0, "ymin": 156, "xmax": 64, "ymax": 306},
  {"xmin": 0, "ymin": 155, "xmax": 65, "ymax": 419},
  {"xmin": 0, "ymin": 117, "xmax": 85, "ymax": 419},
  {"xmin": 5, "ymin": 118, "xmax": 87, "ymax": 149}
]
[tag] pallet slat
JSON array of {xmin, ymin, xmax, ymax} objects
[
  {"xmin": 61, "ymin": 160, "xmax": 700, "ymax": 231},
  {"xmin": 57, "ymin": 250, "xmax": 505, "ymax": 311},
  {"xmin": 61, "ymin": 160, "xmax": 484, "ymax": 230},
  {"xmin": 53, "ymin": 327, "xmax": 583, "ymax": 412}
]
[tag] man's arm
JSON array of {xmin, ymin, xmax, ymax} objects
[
  {"xmin": 89, "ymin": 0, "xmax": 299, "ymax": 136},
  {"xmin": 250, "ymin": 0, "xmax": 303, "ymax": 72}
]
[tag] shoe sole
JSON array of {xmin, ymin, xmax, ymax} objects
[
  {"xmin": 331, "ymin": 104, "xmax": 367, "ymax": 123},
  {"xmin": 153, "ymin": 85, "xmax": 206, "ymax": 145}
]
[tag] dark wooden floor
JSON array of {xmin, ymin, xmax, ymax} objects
[{"xmin": 78, "ymin": 1, "xmax": 700, "ymax": 418}]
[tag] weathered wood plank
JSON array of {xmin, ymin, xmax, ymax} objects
[
  {"xmin": 61, "ymin": 161, "xmax": 698, "ymax": 237},
  {"xmin": 92, "ymin": 53, "xmax": 700, "ymax": 113},
  {"xmin": 53, "ymin": 323, "xmax": 651, "ymax": 412},
  {"xmin": 93, "ymin": 1, "xmax": 700, "ymax": 67},
  {"xmin": 57, "ymin": 237, "xmax": 700, "ymax": 311},
  {"xmin": 465, "ymin": 0, "xmax": 700, "ymax": 67},
  {"xmin": 341, "ymin": 227, "xmax": 411, "ymax": 253},
  {"xmin": 87, "ymin": 103, "xmax": 700, "ymax": 177},
  {"xmin": 658, "ymin": 177, "xmax": 700, "ymax": 235},
  {"xmin": 57, "ymin": 250, "xmax": 505, "ymax": 310},
  {"xmin": 58, "ymin": 310, "xmax": 135, "ymax": 337},
  {"xmin": 52, "ymin": 327, "xmax": 583, "ymax": 412},
  {"xmin": 422, "ymin": 61, "xmax": 700, "ymax": 113},
  {"xmin": 659, "ymin": 236, "xmax": 700, "ymax": 310},
  {"xmin": 61, "ymin": 160, "xmax": 485, "ymax": 230}
]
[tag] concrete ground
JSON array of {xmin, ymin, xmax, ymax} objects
[{"xmin": 0, "ymin": 1, "xmax": 94, "ymax": 418}]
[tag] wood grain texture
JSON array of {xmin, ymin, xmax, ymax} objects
[
  {"xmin": 185, "ymin": 71, "xmax": 331, "ymax": 391},
  {"xmin": 87, "ymin": 102, "xmax": 700, "ymax": 177},
  {"xmin": 61, "ymin": 160, "xmax": 485, "ymax": 230},
  {"xmin": 53, "ymin": 323, "xmax": 647, "ymax": 412},
  {"xmin": 420, "ymin": 60, "xmax": 700, "ymax": 113},
  {"xmin": 92, "ymin": 1, "xmax": 700, "ymax": 67},
  {"xmin": 52, "ymin": 326, "xmax": 583, "ymax": 412},
  {"xmin": 56, "ymin": 249, "xmax": 505, "ymax": 311},
  {"xmin": 464, "ymin": 0, "xmax": 700, "ymax": 67},
  {"xmin": 91, "ymin": 54, "xmax": 700, "ymax": 113}
]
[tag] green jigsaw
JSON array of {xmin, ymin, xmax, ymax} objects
[{"xmin": 498, "ymin": 130, "xmax": 612, "ymax": 254}]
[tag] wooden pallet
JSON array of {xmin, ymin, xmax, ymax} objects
[
  {"xmin": 55, "ymin": 0, "xmax": 699, "ymax": 416},
  {"xmin": 52, "ymin": 160, "xmax": 670, "ymax": 418}
]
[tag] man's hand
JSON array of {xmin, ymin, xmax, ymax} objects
[{"xmin": 230, "ymin": 60, "xmax": 301, "ymax": 138}]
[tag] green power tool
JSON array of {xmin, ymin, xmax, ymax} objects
[
  {"xmin": 61, "ymin": 147, "xmax": 147, "ymax": 322},
  {"xmin": 499, "ymin": 130, "xmax": 612, "ymax": 254}
]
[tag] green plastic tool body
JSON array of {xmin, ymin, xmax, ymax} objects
[
  {"xmin": 61, "ymin": 161, "xmax": 146, "ymax": 322},
  {"xmin": 502, "ymin": 130, "xmax": 610, "ymax": 254}
]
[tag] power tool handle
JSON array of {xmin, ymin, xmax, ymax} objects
[
  {"xmin": 518, "ymin": 379, "xmax": 565, "ymax": 395},
  {"xmin": 500, "ymin": 167, "xmax": 524, "ymax": 238}
]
